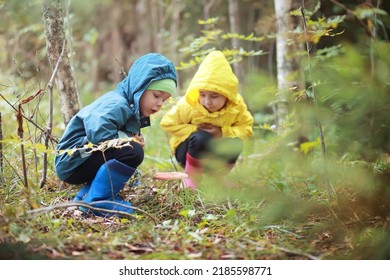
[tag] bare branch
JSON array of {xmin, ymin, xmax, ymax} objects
[
  {"xmin": 24, "ymin": 201, "xmax": 157, "ymax": 224},
  {"xmin": 0, "ymin": 93, "xmax": 59, "ymax": 143},
  {"xmin": 40, "ymin": 42, "xmax": 66, "ymax": 188},
  {"xmin": 329, "ymin": 0, "xmax": 374, "ymax": 37}
]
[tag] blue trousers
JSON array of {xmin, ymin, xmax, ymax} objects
[{"xmin": 64, "ymin": 140, "xmax": 144, "ymax": 185}]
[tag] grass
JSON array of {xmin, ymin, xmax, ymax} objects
[{"xmin": 1, "ymin": 138, "xmax": 389, "ymax": 260}]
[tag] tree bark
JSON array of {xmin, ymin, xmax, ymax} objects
[
  {"xmin": 274, "ymin": 0, "xmax": 295, "ymax": 127},
  {"xmin": 203, "ymin": 0, "xmax": 219, "ymax": 21},
  {"xmin": 42, "ymin": 0, "xmax": 80, "ymax": 126},
  {"xmin": 0, "ymin": 112, "xmax": 2, "ymax": 187},
  {"xmin": 170, "ymin": 0, "xmax": 183, "ymax": 65},
  {"xmin": 228, "ymin": 0, "xmax": 244, "ymax": 88},
  {"xmin": 135, "ymin": 0, "xmax": 157, "ymax": 53}
]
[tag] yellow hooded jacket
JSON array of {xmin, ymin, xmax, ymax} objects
[{"xmin": 160, "ymin": 51, "xmax": 254, "ymax": 154}]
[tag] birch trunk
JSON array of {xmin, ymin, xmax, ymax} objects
[
  {"xmin": 170, "ymin": 0, "xmax": 183, "ymax": 64},
  {"xmin": 42, "ymin": 0, "xmax": 80, "ymax": 126},
  {"xmin": 274, "ymin": 0, "xmax": 294, "ymax": 127},
  {"xmin": 228, "ymin": 0, "xmax": 244, "ymax": 88}
]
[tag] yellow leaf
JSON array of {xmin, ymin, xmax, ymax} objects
[
  {"xmin": 86, "ymin": 142, "xmax": 94, "ymax": 148},
  {"xmin": 299, "ymin": 138, "xmax": 320, "ymax": 154}
]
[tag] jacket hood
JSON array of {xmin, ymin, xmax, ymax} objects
[
  {"xmin": 185, "ymin": 51, "xmax": 238, "ymax": 106},
  {"xmin": 116, "ymin": 53, "xmax": 177, "ymax": 114}
]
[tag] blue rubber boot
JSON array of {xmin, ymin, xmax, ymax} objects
[
  {"xmin": 81, "ymin": 159, "xmax": 136, "ymax": 216},
  {"xmin": 74, "ymin": 169, "xmax": 141, "ymax": 202},
  {"xmin": 73, "ymin": 184, "xmax": 90, "ymax": 202}
]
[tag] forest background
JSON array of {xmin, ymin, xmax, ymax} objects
[{"xmin": 0, "ymin": 0, "xmax": 390, "ymax": 260}]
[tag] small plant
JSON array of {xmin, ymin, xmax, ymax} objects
[{"xmin": 177, "ymin": 17, "xmax": 267, "ymax": 70}]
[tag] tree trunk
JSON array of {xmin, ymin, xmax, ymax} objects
[
  {"xmin": 228, "ymin": 0, "xmax": 244, "ymax": 88},
  {"xmin": 203, "ymin": 0, "xmax": 219, "ymax": 21},
  {"xmin": 92, "ymin": 0, "xmax": 137, "ymax": 88},
  {"xmin": 274, "ymin": 0, "xmax": 295, "ymax": 128},
  {"xmin": 0, "ymin": 112, "xmax": 2, "ymax": 187},
  {"xmin": 170, "ymin": 0, "xmax": 183, "ymax": 65},
  {"xmin": 135, "ymin": 1, "xmax": 157, "ymax": 53},
  {"xmin": 42, "ymin": 0, "xmax": 80, "ymax": 126}
]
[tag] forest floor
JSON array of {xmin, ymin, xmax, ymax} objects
[{"xmin": 1, "ymin": 170, "xmax": 388, "ymax": 260}]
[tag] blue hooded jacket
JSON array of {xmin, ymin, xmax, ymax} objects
[{"xmin": 55, "ymin": 53, "xmax": 177, "ymax": 181}]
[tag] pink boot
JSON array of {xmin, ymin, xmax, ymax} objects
[{"xmin": 183, "ymin": 153, "xmax": 203, "ymax": 190}]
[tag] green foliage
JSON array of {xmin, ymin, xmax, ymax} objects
[
  {"xmin": 290, "ymin": 2, "xmax": 345, "ymax": 44},
  {"xmin": 177, "ymin": 17, "xmax": 267, "ymax": 70},
  {"xmin": 353, "ymin": 6, "xmax": 388, "ymax": 20},
  {"xmin": 312, "ymin": 42, "xmax": 390, "ymax": 161}
]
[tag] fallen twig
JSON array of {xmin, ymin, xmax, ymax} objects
[
  {"xmin": 24, "ymin": 201, "xmax": 157, "ymax": 224},
  {"xmin": 273, "ymin": 244, "xmax": 320, "ymax": 260}
]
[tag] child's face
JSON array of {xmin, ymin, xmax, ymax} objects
[
  {"xmin": 199, "ymin": 90, "xmax": 227, "ymax": 113},
  {"xmin": 139, "ymin": 90, "xmax": 171, "ymax": 117}
]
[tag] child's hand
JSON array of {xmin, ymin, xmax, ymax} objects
[
  {"xmin": 197, "ymin": 123, "xmax": 222, "ymax": 138},
  {"xmin": 134, "ymin": 134, "xmax": 145, "ymax": 148}
]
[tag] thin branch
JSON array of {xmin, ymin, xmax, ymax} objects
[
  {"xmin": 40, "ymin": 42, "xmax": 65, "ymax": 188},
  {"xmin": 2, "ymin": 154, "xmax": 24, "ymax": 185},
  {"xmin": 329, "ymin": 0, "xmax": 373, "ymax": 37},
  {"xmin": 0, "ymin": 93, "xmax": 58, "ymax": 143},
  {"xmin": 300, "ymin": 3, "xmax": 333, "ymax": 193},
  {"xmin": 113, "ymin": 55, "xmax": 127, "ymax": 79},
  {"xmin": 165, "ymin": 132, "xmax": 179, "ymax": 171},
  {"xmin": 24, "ymin": 201, "xmax": 157, "ymax": 224},
  {"xmin": 16, "ymin": 104, "xmax": 28, "ymax": 189},
  {"xmin": 272, "ymin": 244, "xmax": 320, "ymax": 260}
]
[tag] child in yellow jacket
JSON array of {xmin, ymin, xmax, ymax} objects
[{"xmin": 160, "ymin": 51, "xmax": 254, "ymax": 189}]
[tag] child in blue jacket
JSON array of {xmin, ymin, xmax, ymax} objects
[{"xmin": 55, "ymin": 53, "xmax": 177, "ymax": 216}]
